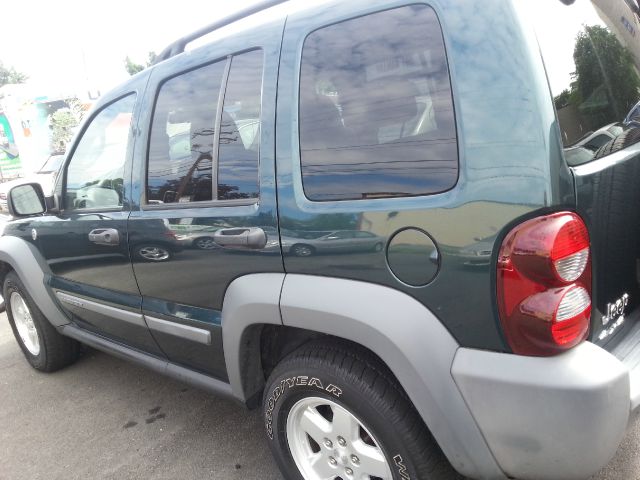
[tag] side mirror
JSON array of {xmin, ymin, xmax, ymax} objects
[{"xmin": 8, "ymin": 183, "xmax": 46, "ymax": 217}]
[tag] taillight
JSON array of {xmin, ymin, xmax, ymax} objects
[{"xmin": 497, "ymin": 212, "xmax": 591, "ymax": 356}]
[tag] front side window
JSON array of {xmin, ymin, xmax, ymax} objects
[
  {"xmin": 529, "ymin": 0, "xmax": 640, "ymax": 164},
  {"xmin": 65, "ymin": 94, "xmax": 136, "ymax": 210},
  {"xmin": 299, "ymin": 5, "xmax": 458, "ymax": 201}
]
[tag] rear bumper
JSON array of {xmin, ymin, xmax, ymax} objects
[{"xmin": 452, "ymin": 341, "xmax": 631, "ymax": 480}]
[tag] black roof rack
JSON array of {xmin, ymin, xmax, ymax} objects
[{"xmin": 154, "ymin": 0, "xmax": 288, "ymax": 65}]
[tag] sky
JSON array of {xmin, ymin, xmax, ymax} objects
[
  {"xmin": 0, "ymin": 0, "xmax": 263, "ymax": 98},
  {"xmin": 526, "ymin": 0, "xmax": 606, "ymax": 95},
  {"xmin": 0, "ymin": 1, "xmax": 623, "ymax": 99}
]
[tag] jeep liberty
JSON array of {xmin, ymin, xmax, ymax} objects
[{"xmin": 3, "ymin": 1, "xmax": 640, "ymax": 479}]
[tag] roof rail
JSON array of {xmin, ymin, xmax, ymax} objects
[{"xmin": 154, "ymin": 0, "xmax": 288, "ymax": 65}]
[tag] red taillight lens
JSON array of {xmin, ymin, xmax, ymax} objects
[{"xmin": 497, "ymin": 212, "xmax": 591, "ymax": 356}]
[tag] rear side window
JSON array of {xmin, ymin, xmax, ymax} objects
[
  {"xmin": 147, "ymin": 61, "xmax": 225, "ymax": 204},
  {"xmin": 146, "ymin": 50, "xmax": 263, "ymax": 205},
  {"xmin": 218, "ymin": 50, "xmax": 263, "ymax": 200},
  {"xmin": 299, "ymin": 5, "xmax": 458, "ymax": 201}
]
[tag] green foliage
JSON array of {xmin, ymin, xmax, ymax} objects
[
  {"xmin": 573, "ymin": 25, "xmax": 640, "ymax": 122},
  {"xmin": 554, "ymin": 89, "xmax": 572, "ymax": 110},
  {"xmin": 0, "ymin": 61, "xmax": 28, "ymax": 87},
  {"xmin": 124, "ymin": 51, "xmax": 157, "ymax": 76},
  {"xmin": 49, "ymin": 109, "xmax": 79, "ymax": 152},
  {"xmin": 124, "ymin": 56, "xmax": 145, "ymax": 76}
]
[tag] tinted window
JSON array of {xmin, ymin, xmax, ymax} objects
[
  {"xmin": 217, "ymin": 50, "xmax": 263, "ymax": 200},
  {"xmin": 65, "ymin": 94, "xmax": 135, "ymax": 210},
  {"xmin": 147, "ymin": 61, "xmax": 225, "ymax": 204},
  {"xmin": 530, "ymin": 1, "xmax": 640, "ymax": 161},
  {"xmin": 299, "ymin": 5, "xmax": 458, "ymax": 201}
]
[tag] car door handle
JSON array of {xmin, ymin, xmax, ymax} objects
[
  {"xmin": 213, "ymin": 227, "xmax": 267, "ymax": 249},
  {"xmin": 88, "ymin": 228, "xmax": 120, "ymax": 246}
]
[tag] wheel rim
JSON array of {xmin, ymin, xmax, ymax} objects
[
  {"xmin": 286, "ymin": 396, "xmax": 393, "ymax": 480},
  {"xmin": 196, "ymin": 238, "xmax": 216, "ymax": 249},
  {"xmin": 138, "ymin": 246, "xmax": 170, "ymax": 261},
  {"xmin": 10, "ymin": 292, "xmax": 40, "ymax": 356},
  {"xmin": 294, "ymin": 245, "xmax": 313, "ymax": 257}
]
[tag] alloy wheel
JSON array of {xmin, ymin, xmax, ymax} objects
[
  {"xmin": 286, "ymin": 396, "xmax": 393, "ymax": 480},
  {"xmin": 10, "ymin": 291, "xmax": 40, "ymax": 356},
  {"xmin": 138, "ymin": 246, "xmax": 171, "ymax": 261}
]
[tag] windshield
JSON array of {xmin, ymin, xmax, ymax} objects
[
  {"xmin": 528, "ymin": 0, "xmax": 640, "ymax": 162},
  {"xmin": 39, "ymin": 154, "xmax": 64, "ymax": 173}
]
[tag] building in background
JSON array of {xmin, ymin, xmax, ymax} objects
[
  {"xmin": 593, "ymin": 0, "xmax": 640, "ymax": 72},
  {"xmin": 0, "ymin": 84, "xmax": 93, "ymax": 179}
]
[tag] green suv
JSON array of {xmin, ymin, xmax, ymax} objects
[{"xmin": 2, "ymin": 1, "xmax": 640, "ymax": 479}]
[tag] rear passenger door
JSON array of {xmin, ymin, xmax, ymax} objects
[{"xmin": 128, "ymin": 19, "xmax": 285, "ymax": 380}]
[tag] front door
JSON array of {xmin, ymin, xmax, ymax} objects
[
  {"xmin": 35, "ymin": 84, "xmax": 163, "ymax": 356},
  {"xmin": 128, "ymin": 21, "xmax": 285, "ymax": 379}
]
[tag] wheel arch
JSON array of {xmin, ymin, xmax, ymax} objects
[
  {"xmin": 221, "ymin": 273, "xmax": 504, "ymax": 479},
  {"xmin": 0, "ymin": 235, "xmax": 70, "ymax": 327}
]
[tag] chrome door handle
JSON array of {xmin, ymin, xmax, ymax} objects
[
  {"xmin": 88, "ymin": 228, "xmax": 120, "ymax": 245},
  {"xmin": 213, "ymin": 227, "xmax": 267, "ymax": 249}
]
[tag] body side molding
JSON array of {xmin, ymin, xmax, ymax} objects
[
  {"xmin": 0, "ymin": 235, "xmax": 70, "ymax": 327},
  {"xmin": 56, "ymin": 291, "xmax": 146, "ymax": 327},
  {"xmin": 145, "ymin": 315, "xmax": 212, "ymax": 345},
  {"xmin": 279, "ymin": 274, "xmax": 506, "ymax": 480},
  {"xmin": 221, "ymin": 273, "xmax": 286, "ymax": 405},
  {"xmin": 59, "ymin": 323, "xmax": 233, "ymax": 397}
]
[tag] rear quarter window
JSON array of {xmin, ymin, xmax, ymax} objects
[{"xmin": 298, "ymin": 5, "xmax": 458, "ymax": 201}]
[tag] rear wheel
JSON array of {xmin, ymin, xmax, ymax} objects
[
  {"xmin": 4, "ymin": 271, "xmax": 80, "ymax": 372},
  {"xmin": 263, "ymin": 340, "xmax": 460, "ymax": 480}
]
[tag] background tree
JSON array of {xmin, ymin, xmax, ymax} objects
[
  {"xmin": 48, "ymin": 98, "xmax": 88, "ymax": 153},
  {"xmin": 0, "ymin": 61, "xmax": 28, "ymax": 87},
  {"xmin": 49, "ymin": 109, "xmax": 78, "ymax": 153},
  {"xmin": 573, "ymin": 25, "xmax": 640, "ymax": 123},
  {"xmin": 554, "ymin": 89, "xmax": 572, "ymax": 110},
  {"xmin": 124, "ymin": 51, "xmax": 157, "ymax": 76}
]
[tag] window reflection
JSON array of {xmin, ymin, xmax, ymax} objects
[
  {"xmin": 218, "ymin": 50, "xmax": 263, "ymax": 200},
  {"xmin": 532, "ymin": 0, "xmax": 640, "ymax": 163},
  {"xmin": 147, "ymin": 62, "xmax": 225, "ymax": 204},
  {"xmin": 299, "ymin": 5, "xmax": 458, "ymax": 201},
  {"xmin": 66, "ymin": 94, "xmax": 135, "ymax": 210}
]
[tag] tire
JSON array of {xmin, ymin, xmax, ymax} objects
[
  {"xmin": 593, "ymin": 127, "xmax": 640, "ymax": 160},
  {"xmin": 0, "ymin": 291, "xmax": 5, "ymax": 313},
  {"xmin": 263, "ymin": 340, "xmax": 461, "ymax": 480},
  {"xmin": 4, "ymin": 271, "xmax": 80, "ymax": 372},
  {"xmin": 134, "ymin": 244, "xmax": 172, "ymax": 262},
  {"xmin": 591, "ymin": 159, "xmax": 640, "ymax": 313},
  {"xmin": 291, "ymin": 244, "xmax": 315, "ymax": 257},
  {"xmin": 373, "ymin": 242, "xmax": 384, "ymax": 252}
]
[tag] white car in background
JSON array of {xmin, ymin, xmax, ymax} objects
[{"xmin": 0, "ymin": 154, "xmax": 64, "ymax": 211}]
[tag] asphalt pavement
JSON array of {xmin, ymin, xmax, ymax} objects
[{"xmin": 0, "ymin": 312, "xmax": 639, "ymax": 480}]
